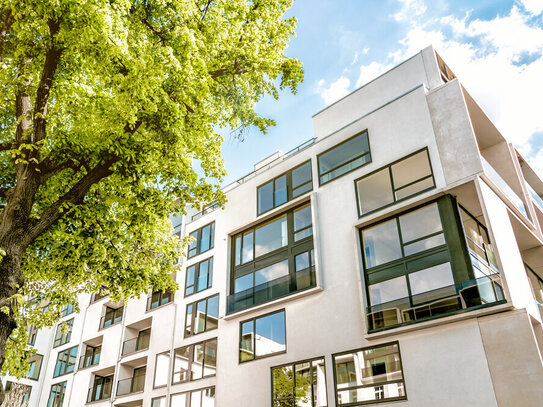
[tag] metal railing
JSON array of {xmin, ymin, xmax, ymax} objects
[
  {"xmin": 78, "ymin": 353, "xmax": 100, "ymax": 369},
  {"xmin": 121, "ymin": 331, "xmax": 150, "ymax": 356},
  {"xmin": 86, "ymin": 382, "xmax": 112, "ymax": 403},
  {"xmin": 100, "ymin": 313, "xmax": 122, "ymax": 329},
  {"xmin": 116, "ymin": 373, "xmax": 145, "ymax": 396}
]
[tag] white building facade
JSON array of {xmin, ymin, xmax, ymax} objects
[{"xmin": 3, "ymin": 46, "xmax": 543, "ymax": 407}]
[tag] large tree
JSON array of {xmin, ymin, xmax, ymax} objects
[{"xmin": 0, "ymin": 0, "xmax": 302, "ymax": 384}]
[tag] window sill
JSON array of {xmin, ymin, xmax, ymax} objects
[
  {"xmin": 365, "ymin": 301, "xmax": 513, "ymax": 340},
  {"xmin": 224, "ymin": 285, "xmax": 323, "ymax": 320}
]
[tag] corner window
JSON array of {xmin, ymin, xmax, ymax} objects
[
  {"xmin": 148, "ymin": 288, "xmax": 173, "ymax": 310},
  {"xmin": 53, "ymin": 319, "xmax": 74, "ymax": 348},
  {"xmin": 80, "ymin": 344, "xmax": 101, "ymax": 369},
  {"xmin": 230, "ymin": 204, "xmax": 314, "ymax": 313},
  {"xmin": 318, "ymin": 131, "xmax": 371, "ymax": 185},
  {"xmin": 257, "ymin": 161, "xmax": 313, "ymax": 215},
  {"xmin": 272, "ymin": 357, "xmax": 328, "ymax": 407},
  {"xmin": 240, "ymin": 310, "xmax": 286, "ymax": 362},
  {"xmin": 333, "ymin": 342, "xmax": 406, "ymax": 405},
  {"xmin": 87, "ymin": 375, "xmax": 112, "ymax": 402},
  {"xmin": 171, "ymin": 387, "xmax": 215, "ymax": 407},
  {"xmin": 172, "ymin": 338, "xmax": 217, "ymax": 383},
  {"xmin": 185, "ymin": 257, "xmax": 213, "ymax": 296},
  {"xmin": 101, "ymin": 305, "xmax": 123, "ymax": 328},
  {"xmin": 154, "ymin": 351, "xmax": 170, "ymax": 388},
  {"xmin": 47, "ymin": 381, "xmax": 67, "ymax": 407},
  {"xmin": 188, "ymin": 222, "xmax": 215, "ymax": 259},
  {"xmin": 53, "ymin": 346, "xmax": 78, "ymax": 377},
  {"xmin": 185, "ymin": 294, "xmax": 219, "ymax": 337},
  {"xmin": 27, "ymin": 354, "xmax": 43, "ymax": 380},
  {"xmin": 355, "ymin": 148, "xmax": 435, "ymax": 216}
]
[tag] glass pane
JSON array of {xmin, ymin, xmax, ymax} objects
[
  {"xmin": 321, "ymin": 154, "xmax": 371, "ymax": 184},
  {"xmin": 295, "ymin": 227, "xmax": 313, "ymax": 242},
  {"xmin": 197, "ymin": 261, "xmax": 209, "ymax": 292},
  {"xmin": 173, "ymin": 347, "xmax": 190, "ymax": 383},
  {"xmin": 204, "ymin": 339, "xmax": 217, "ymax": 376},
  {"xmin": 196, "ymin": 300, "xmax": 207, "ymax": 334},
  {"xmin": 363, "ymin": 219, "xmax": 402, "ymax": 268},
  {"xmin": 369, "ymin": 276, "xmax": 408, "ymax": 306},
  {"xmin": 240, "ymin": 321, "xmax": 254, "ymax": 361},
  {"xmin": 258, "ymin": 181, "xmax": 274, "ymax": 214},
  {"xmin": 200, "ymin": 225, "xmax": 211, "ymax": 252},
  {"xmin": 337, "ymin": 383, "xmax": 405, "ymax": 404},
  {"xmin": 186, "ymin": 265, "xmax": 196, "ymax": 295},
  {"xmin": 185, "ymin": 305, "xmax": 193, "ymax": 336},
  {"xmin": 192, "ymin": 343, "xmax": 204, "ymax": 380},
  {"xmin": 312, "ymin": 359, "xmax": 327, "ymax": 407},
  {"xmin": 255, "ymin": 311, "xmax": 286, "ymax": 357},
  {"xmin": 188, "ymin": 231, "xmax": 198, "ymax": 257},
  {"xmin": 275, "ymin": 175, "xmax": 287, "ymax": 206},
  {"xmin": 409, "ymin": 262, "xmax": 455, "ymax": 295},
  {"xmin": 170, "ymin": 393, "xmax": 186, "ymax": 407},
  {"xmin": 391, "ymin": 150, "xmax": 432, "ymax": 189},
  {"xmin": 294, "ymin": 205, "xmax": 312, "ymax": 232},
  {"xmin": 292, "ymin": 162, "xmax": 312, "ymax": 189},
  {"xmin": 206, "ymin": 296, "xmax": 219, "ymax": 331},
  {"xmin": 235, "ymin": 235, "xmax": 242, "ymax": 266},
  {"xmin": 154, "ymin": 352, "xmax": 170, "ymax": 387},
  {"xmin": 294, "ymin": 362, "xmax": 312, "ymax": 405},
  {"xmin": 318, "ymin": 132, "xmax": 369, "ymax": 175},
  {"xmin": 254, "ymin": 260, "xmax": 289, "ymax": 286},
  {"xmin": 295, "ymin": 252, "xmax": 310, "ymax": 271},
  {"xmin": 191, "ymin": 391, "xmax": 202, "ymax": 407},
  {"xmin": 395, "ymin": 177, "xmax": 434, "ymax": 200},
  {"xmin": 242, "ymin": 232, "xmax": 254, "ymax": 264},
  {"xmin": 403, "ymin": 233, "xmax": 446, "ymax": 256},
  {"xmin": 272, "ymin": 366, "xmax": 294, "ymax": 402},
  {"xmin": 234, "ymin": 274, "xmax": 253, "ymax": 294},
  {"xmin": 399, "ymin": 203, "xmax": 442, "ymax": 243},
  {"xmin": 152, "ymin": 397, "xmax": 166, "ymax": 407},
  {"xmin": 292, "ymin": 182, "xmax": 313, "ymax": 198},
  {"xmin": 202, "ymin": 388, "xmax": 215, "ymax": 407},
  {"xmin": 254, "ymin": 216, "xmax": 288, "ymax": 257},
  {"xmin": 357, "ymin": 168, "xmax": 394, "ymax": 214}
]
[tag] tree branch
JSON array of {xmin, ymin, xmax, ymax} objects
[
  {"xmin": 0, "ymin": 7, "xmax": 13, "ymax": 61},
  {"xmin": 141, "ymin": 18, "xmax": 167, "ymax": 44},
  {"xmin": 0, "ymin": 141, "xmax": 15, "ymax": 152}
]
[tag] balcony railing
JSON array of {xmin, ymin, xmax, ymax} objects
[
  {"xmin": 86, "ymin": 382, "xmax": 112, "ymax": 403},
  {"xmin": 367, "ymin": 275, "xmax": 505, "ymax": 331},
  {"xmin": 78, "ymin": 353, "xmax": 100, "ymax": 369},
  {"xmin": 116, "ymin": 373, "xmax": 145, "ymax": 396},
  {"xmin": 227, "ymin": 268, "xmax": 316, "ymax": 314},
  {"xmin": 100, "ymin": 314, "xmax": 122, "ymax": 329},
  {"xmin": 121, "ymin": 332, "xmax": 150, "ymax": 356},
  {"xmin": 526, "ymin": 182, "xmax": 543, "ymax": 211}
]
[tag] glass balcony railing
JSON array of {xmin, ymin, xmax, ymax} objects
[
  {"xmin": 78, "ymin": 353, "xmax": 100, "ymax": 369},
  {"xmin": 116, "ymin": 372, "xmax": 146, "ymax": 396},
  {"xmin": 227, "ymin": 268, "xmax": 316, "ymax": 314},
  {"xmin": 481, "ymin": 157, "xmax": 527, "ymax": 217},
  {"xmin": 121, "ymin": 331, "xmax": 150, "ymax": 356},
  {"xmin": 366, "ymin": 275, "xmax": 505, "ymax": 331}
]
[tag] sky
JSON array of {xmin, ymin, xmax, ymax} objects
[{"xmin": 220, "ymin": 0, "xmax": 543, "ymax": 185}]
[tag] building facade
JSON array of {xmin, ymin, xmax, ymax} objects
[{"xmin": 2, "ymin": 46, "xmax": 543, "ymax": 407}]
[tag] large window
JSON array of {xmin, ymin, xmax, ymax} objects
[
  {"xmin": 355, "ymin": 148, "xmax": 435, "ymax": 216},
  {"xmin": 230, "ymin": 204, "xmax": 315, "ymax": 313},
  {"xmin": 172, "ymin": 338, "xmax": 217, "ymax": 383},
  {"xmin": 53, "ymin": 346, "xmax": 78, "ymax": 377},
  {"xmin": 53, "ymin": 318, "xmax": 73, "ymax": 348},
  {"xmin": 87, "ymin": 375, "xmax": 113, "ymax": 402},
  {"xmin": 80, "ymin": 344, "xmax": 101, "ymax": 369},
  {"xmin": 47, "ymin": 382, "xmax": 67, "ymax": 407},
  {"xmin": 171, "ymin": 387, "xmax": 215, "ymax": 407},
  {"xmin": 272, "ymin": 357, "xmax": 328, "ymax": 407},
  {"xmin": 257, "ymin": 161, "xmax": 313, "ymax": 215},
  {"xmin": 188, "ymin": 222, "xmax": 215, "ymax": 259},
  {"xmin": 185, "ymin": 294, "xmax": 219, "ymax": 337},
  {"xmin": 101, "ymin": 305, "xmax": 123, "ymax": 328},
  {"xmin": 361, "ymin": 197, "xmax": 504, "ymax": 332},
  {"xmin": 185, "ymin": 257, "xmax": 213, "ymax": 297},
  {"xmin": 148, "ymin": 288, "xmax": 173, "ymax": 310},
  {"xmin": 240, "ymin": 310, "xmax": 286, "ymax": 362},
  {"xmin": 318, "ymin": 131, "xmax": 371, "ymax": 185},
  {"xmin": 4, "ymin": 382, "xmax": 31, "ymax": 405},
  {"xmin": 27, "ymin": 354, "xmax": 43, "ymax": 380},
  {"xmin": 154, "ymin": 351, "xmax": 170, "ymax": 388},
  {"xmin": 333, "ymin": 342, "xmax": 406, "ymax": 405}
]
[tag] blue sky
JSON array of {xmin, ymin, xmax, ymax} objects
[{"xmin": 220, "ymin": 0, "xmax": 543, "ymax": 185}]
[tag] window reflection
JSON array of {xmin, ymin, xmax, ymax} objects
[
  {"xmin": 185, "ymin": 295, "xmax": 219, "ymax": 337},
  {"xmin": 255, "ymin": 216, "xmax": 288, "ymax": 257},
  {"xmin": 240, "ymin": 310, "xmax": 286, "ymax": 362},
  {"xmin": 154, "ymin": 352, "xmax": 170, "ymax": 387},
  {"xmin": 363, "ymin": 220, "xmax": 402, "ymax": 268}
]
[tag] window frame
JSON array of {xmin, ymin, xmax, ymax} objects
[
  {"xmin": 170, "ymin": 386, "xmax": 216, "ymax": 407},
  {"xmin": 88, "ymin": 374, "xmax": 113, "ymax": 402},
  {"xmin": 27, "ymin": 324, "xmax": 38, "ymax": 346},
  {"xmin": 185, "ymin": 257, "xmax": 214, "ymax": 297},
  {"xmin": 153, "ymin": 351, "xmax": 171, "ymax": 388},
  {"xmin": 27, "ymin": 354, "xmax": 44, "ymax": 381},
  {"xmin": 147, "ymin": 288, "xmax": 174, "ymax": 310},
  {"xmin": 184, "ymin": 294, "xmax": 220, "ymax": 338},
  {"xmin": 53, "ymin": 346, "xmax": 78, "ymax": 378},
  {"xmin": 187, "ymin": 222, "xmax": 215, "ymax": 259},
  {"xmin": 53, "ymin": 318, "xmax": 74, "ymax": 348},
  {"xmin": 239, "ymin": 309, "xmax": 286, "ymax": 363},
  {"xmin": 172, "ymin": 338, "xmax": 218, "ymax": 384},
  {"xmin": 331, "ymin": 341, "xmax": 407, "ymax": 406},
  {"xmin": 354, "ymin": 147, "xmax": 435, "ymax": 217},
  {"xmin": 47, "ymin": 381, "xmax": 67, "ymax": 407},
  {"xmin": 101, "ymin": 305, "xmax": 123, "ymax": 329},
  {"xmin": 256, "ymin": 160, "xmax": 313, "ymax": 216},
  {"xmin": 317, "ymin": 130, "xmax": 371, "ymax": 186},
  {"xmin": 80, "ymin": 344, "xmax": 101, "ymax": 369}
]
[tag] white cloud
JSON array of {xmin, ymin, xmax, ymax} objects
[
  {"xmin": 392, "ymin": 0, "xmax": 427, "ymax": 22},
  {"xmin": 355, "ymin": 61, "xmax": 394, "ymax": 87},
  {"xmin": 521, "ymin": 0, "xmax": 543, "ymax": 15},
  {"xmin": 316, "ymin": 77, "xmax": 351, "ymax": 104}
]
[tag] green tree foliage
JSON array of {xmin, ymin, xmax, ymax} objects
[
  {"xmin": 272, "ymin": 366, "xmax": 312, "ymax": 407},
  {"xmin": 0, "ymin": 0, "xmax": 303, "ymax": 384}
]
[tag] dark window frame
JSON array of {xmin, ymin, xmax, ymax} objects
[
  {"xmin": 354, "ymin": 147, "xmax": 435, "ymax": 217},
  {"xmin": 60, "ymin": 303, "xmax": 75, "ymax": 317},
  {"xmin": 87, "ymin": 374, "xmax": 113, "ymax": 402},
  {"xmin": 185, "ymin": 294, "xmax": 219, "ymax": 338},
  {"xmin": 331, "ymin": 341, "xmax": 407, "ymax": 406},
  {"xmin": 187, "ymin": 222, "xmax": 215, "ymax": 259},
  {"xmin": 257, "ymin": 160, "xmax": 313, "ymax": 216},
  {"xmin": 317, "ymin": 130, "xmax": 372, "ymax": 186},
  {"xmin": 170, "ymin": 386, "xmax": 216, "ymax": 407},
  {"xmin": 239, "ymin": 309, "xmax": 286, "ymax": 363},
  {"xmin": 79, "ymin": 344, "xmax": 101, "ymax": 369},
  {"xmin": 100, "ymin": 305, "xmax": 123, "ymax": 329},
  {"xmin": 185, "ymin": 257, "xmax": 214, "ymax": 297},
  {"xmin": 27, "ymin": 354, "xmax": 44, "ymax": 381},
  {"xmin": 147, "ymin": 288, "xmax": 174, "ymax": 311},
  {"xmin": 47, "ymin": 381, "xmax": 67, "ymax": 407},
  {"xmin": 53, "ymin": 346, "xmax": 78, "ymax": 378},
  {"xmin": 53, "ymin": 318, "xmax": 74, "ymax": 348},
  {"xmin": 172, "ymin": 338, "xmax": 217, "ymax": 384}
]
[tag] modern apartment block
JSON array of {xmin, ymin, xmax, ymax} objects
[{"xmin": 2, "ymin": 45, "xmax": 543, "ymax": 407}]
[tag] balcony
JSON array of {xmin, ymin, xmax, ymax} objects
[
  {"xmin": 87, "ymin": 380, "xmax": 112, "ymax": 403},
  {"xmin": 121, "ymin": 330, "xmax": 150, "ymax": 356},
  {"xmin": 116, "ymin": 369, "xmax": 146, "ymax": 396},
  {"xmin": 227, "ymin": 268, "xmax": 316, "ymax": 314}
]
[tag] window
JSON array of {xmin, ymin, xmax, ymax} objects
[
  {"xmin": 230, "ymin": 204, "xmax": 315, "ymax": 313},
  {"xmin": 27, "ymin": 324, "xmax": 38, "ymax": 346},
  {"xmin": 101, "ymin": 305, "xmax": 123, "ymax": 328},
  {"xmin": 185, "ymin": 294, "xmax": 219, "ymax": 337},
  {"xmin": 318, "ymin": 131, "xmax": 371, "ymax": 185},
  {"xmin": 361, "ymin": 197, "xmax": 504, "ymax": 332},
  {"xmin": 272, "ymin": 357, "xmax": 328, "ymax": 407},
  {"xmin": 4, "ymin": 382, "xmax": 31, "ymax": 405},
  {"xmin": 122, "ymin": 328, "xmax": 151, "ymax": 355},
  {"xmin": 188, "ymin": 222, "xmax": 215, "ymax": 259},
  {"xmin": 154, "ymin": 351, "xmax": 170, "ymax": 387},
  {"xmin": 185, "ymin": 257, "xmax": 213, "ymax": 296},
  {"xmin": 240, "ymin": 310, "xmax": 285, "ymax": 362},
  {"xmin": 171, "ymin": 387, "xmax": 215, "ymax": 407},
  {"xmin": 27, "ymin": 354, "xmax": 43, "ymax": 380},
  {"xmin": 80, "ymin": 344, "xmax": 101, "ymax": 369},
  {"xmin": 527, "ymin": 264, "xmax": 543, "ymax": 304},
  {"xmin": 148, "ymin": 288, "xmax": 173, "ymax": 310},
  {"xmin": 172, "ymin": 338, "xmax": 217, "ymax": 383},
  {"xmin": 355, "ymin": 148, "xmax": 435, "ymax": 216},
  {"xmin": 53, "ymin": 319, "xmax": 74, "ymax": 348},
  {"xmin": 257, "ymin": 161, "xmax": 313, "ymax": 215},
  {"xmin": 60, "ymin": 303, "xmax": 75, "ymax": 317},
  {"xmin": 47, "ymin": 382, "xmax": 67, "ymax": 407},
  {"xmin": 87, "ymin": 375, "xmax": 113, "ymax": 402},
  {"xmin": 333, "ymin": 342, "xmax": 406, "ymax": 405},
  {"xmin": 53, "ymin": 346, "xmax": 78, "ymax": 377},
  {"xmin": 152, "ymin": 396, "xmax": 167, "ymax": 407},
  {"xmin": 117, "ymin": 366, "xmax": 146, "ymax": 395}
]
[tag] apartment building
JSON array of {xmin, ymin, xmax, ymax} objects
[{"xmin": 2, "ymin": 45, "xmax": 543, "ymax": 407}]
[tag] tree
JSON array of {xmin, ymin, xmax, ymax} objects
[{"xmin": 0, "ymin": 0, "xmax": 303, "ymax": 389}]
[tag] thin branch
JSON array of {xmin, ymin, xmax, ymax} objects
[
  {"xmin": 0, "ymin": 141, "xmax": 15, "ymax": 152},
  {"xmin": 141, "ymin": 18, "xmax": 167, "ymax": 43},
  {"xmin": 0, "ymin": 7, "xmax": 13, "ymax": 61}
]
